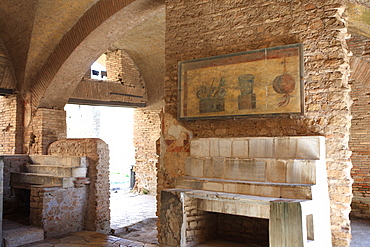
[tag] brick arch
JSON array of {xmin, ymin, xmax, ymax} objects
[
  {"xmin": 350, "ymin": 56, "xmax": 370, "ymax": 86},
  {"xmin": 30, "ymin": 0, "xmax": 164, "ymax": 109},
  {"xmin": 0, "ymin": 38, "xmax": 16, "ymax": 91}
]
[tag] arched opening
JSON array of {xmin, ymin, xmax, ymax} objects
[{"xmin": 1, "ymin": 0, "xmax": 164, "ymax": 245}]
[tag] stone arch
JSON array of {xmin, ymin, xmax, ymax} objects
[{"xmin": 29, "ymin": 0, "xmax": 164, "ymax": 110}]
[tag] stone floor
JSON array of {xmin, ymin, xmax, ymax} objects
[
  {"xmin": 350, "ymin": 217, "xmax": 370, "ymax": 247},
  {"xmin": 21, "ymin": 231, "xmax": 158, "ymax": 247},
  {"xmin": 110, "ymin": 190, "xmax": 156, "ymax": 230},
  {"xmin": 12, "ymin": 190, "xmax": 370, "ymax": 246}
]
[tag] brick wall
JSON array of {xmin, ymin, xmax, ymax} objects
[
  {"xmin": 162, "ymin": 1, "xmax": 352, "ymax": 246},
  {"xmin": 348, "ymin": 33, "xmax": 370, "ymax": 219},
  {"xmin": 0, "ymin": 95, "xmax": 23, "ymax": 154},
  {"xmin": 133, "ymin": 103, "xmax": 162, "ymax": 194},
  {"xmin": 25, "ymin": 108, "xmax": 66, "ymax": 155},
  {"xmin": 106, "ymin": 49, "xmax": 145, "ymax": 88}
]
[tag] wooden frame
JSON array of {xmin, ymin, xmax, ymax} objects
[{"xmin": 178, "ymin": 43, "xmax": 304, "ymax": 120}]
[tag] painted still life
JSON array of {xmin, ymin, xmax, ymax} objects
[{"xmin": 178, "ymin": 43, "xmax": 304, "ymax": 120}]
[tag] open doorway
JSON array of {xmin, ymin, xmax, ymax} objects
[{"xmin": 64, "ymin": 103, "xmax": 159, "ymax": 244}]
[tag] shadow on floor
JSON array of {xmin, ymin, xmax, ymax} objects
[{"xmin": 113, "ymin": 218, "xmax": 158, "ymax": 245}]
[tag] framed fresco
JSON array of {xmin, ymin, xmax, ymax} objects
[{"xmin": 178, "ymin": 43, "xmax": 304, "ymax": 120}]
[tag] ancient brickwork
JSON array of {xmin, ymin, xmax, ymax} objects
[
  {"xmin": 30, "ymin": 186, "xmax": 88, "ymax": 237},
  {"xmin": 25, "ymin": 108, "xmax": 66, "ymax": 155},
  {"xmin": 48, "ymin": 138, "xmax": 110, "ymax": 234},
  {"xmin": 0, "ymin": 95, "xmax": 23, "ymax": 154},
  {"xmin": 348, "ymin": 33, "xmax": 370, "ymax": 219},
  {"xmin": 106, "ymin": 49, "xmax": 144, "ymax": 88},
  {"xmin": 163, "ymin": 1, "xmax": 352, "ymax": 246},
  {"xmin": 133, "ymin": 104, "xmax": 162, "ymax": 194},
  {"xmin": 183, "ymin": 196, "xmax": 215, "ymax": 246}
]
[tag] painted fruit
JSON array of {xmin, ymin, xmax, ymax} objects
[{"xmin": 272, "ymin": 74, "xmax": 295, "ymax": 107}]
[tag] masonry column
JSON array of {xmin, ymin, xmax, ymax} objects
[{"xmin": 25, "ymin": 108, "xmax": 66, "ymax": 155}]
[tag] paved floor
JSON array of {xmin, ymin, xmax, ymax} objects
[
  {"xmin": 110, "ymin": 190, "xmax": 156, "ymax": 230},
  {"xmin": 16, "ymin": 190, "xmax": 370, "ymax": 246},
  {"xmin": 21, "ymin": 231, "xmax": 157, "ymax": 247},
  {"xmin": 350, "ymin": 217, "xmax": 370, "ymax": 247}
]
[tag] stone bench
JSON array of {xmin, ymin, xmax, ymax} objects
[{"xmin": 160, "ymin": 136, "xmax": 332, "ymax": 247}]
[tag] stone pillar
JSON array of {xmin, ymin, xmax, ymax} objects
[
  {"xmin": 133, "ymin": 103, "xmax": 162, "ymax": 194},
  {"xmin": 48, "ymin": 138, "xmax": 110, "ymax": 234},
  {"xmin": 25, "ymin": 108, "xmax": 66, "ymax": 155}
]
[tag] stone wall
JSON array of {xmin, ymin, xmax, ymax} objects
[
  {"xmin": 162, "ymin": 1, "xmax": 352, "ymax": 246},
  {"xmin": 348, "ymin": 33, "xmax": 370, "ymax": 219},
  {"xmin": 0, "ymin": 95, "xmax": 23, "ymax": 154},
  {"xmin": 30, "ymin": 186, "xmax": 88, "ymax": 238},
  {"xmin": 133, "ymin": 103, "xmax": 162, "ymax": 194},
  {"xmin": 48, "ymin": 138, "xmax": 110, "ymax": 234}
]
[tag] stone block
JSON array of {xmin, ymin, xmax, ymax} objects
[
  {"xmin": 190, "ymin": 139, "xmax": 210, "ymax": 157},
  {"xmin": 224, "ymin": 183, "xmax": 250, "ymax": 194},
  {"xmin": 224, "ymin": 159, "xmax": 266, "ymax": 181},
  {"xmin": 62, "ymin": 177, "xmax": 74, "ymax": 188},
  {"xmin": 184, "ymin": 157, "xmax": 204, "ymax": 177},
  {"xmin": 219, "ymin": 139, "xmax": 232, "ymax": 157},
  {"xmin": 286, "ymin": 160, "xmax": 316, "ymax": 184},
  {"xmin": 296, "ymin": 136, "xmax": 323, "ymax": 160},
  {"xmin": 211, "ymin": 200, "xmax": 224, "ymax": 213},
  {"xmin": 274, "ymin": 137, "xmax": 298, "ymax": 159},
  {"xmin": 204, "ymin": 158, "xmax": 224, "ymax": 179},
  {"xmin": 253, "ymin": 184, "xmax": 281, "ymax": 198},
  {"xmin": 232, "ymin": 139, "xmax": 249, "ymax": 157},
  {"xmin": 3, "ymin": 227, "xmax": 44, "ymax": 247},
  {"xmin": 209, "ymin": 139, "xmax": 220, "ymax": 157},
  {"xmin": 223, "ymin": 201, "xmax": 237, "ymax": 215},
  {"xmin": 266, "ymin": 160, "xmax": 287, "ymax": 183},
  {"xmin": 176, "ymin": 178, "xmax": 203, "ymax": 190},
  {"xmin": 249, "ymin": 138, "xmax": 274, "ymax": 158},
  {"xmin": 235, "ymin": 202, "xmax": 269, "ymax": 219},
  {"xmin": 281, "ymin": 186, "xmax": 312, "ymax": 200},
  {"xmin": 203, "ymin": 182, "xmax": 223, "ymax": 191}
]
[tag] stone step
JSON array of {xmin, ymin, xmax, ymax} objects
[
  {"xmin": 11, "ymin": 172, "xmax": 74, "ymax": 188},
  {"xmin": 29, "ymin": 155, "xmax": 87, "ymax": 168},
  {"xmin": 3, "ymin": 219, "xmax": 44, "ymax": 247},
  {"xmin": 175, "ymin": 176, "xmax": 313, "ymax": 200},
  {"xmin": 22, "ymin": 164, "xmax": 87, "ymax": 177}
]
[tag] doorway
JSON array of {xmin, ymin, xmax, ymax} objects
[{"xmin": 64, "ymin": 104, "xmax": 158, "ymax": 244}]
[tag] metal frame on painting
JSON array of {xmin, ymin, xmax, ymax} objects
[{"xmin": 178, "ymin": 43, "xmax": 304, "ymax": 120}]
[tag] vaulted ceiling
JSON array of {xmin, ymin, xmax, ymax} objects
[
  {"xmin": 0, "ymin": 0, "xmax": 164, "ymax": 108},
  {"xmin": 0, "ymin": 0, "xmax": 369, "ymax": 107}
]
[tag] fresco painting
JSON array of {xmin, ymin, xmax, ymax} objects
[{"xmin": 178, "ymin": 44, "xmax": 304, "ymax": 119}]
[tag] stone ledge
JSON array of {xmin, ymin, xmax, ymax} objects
[{"xmin": 190, "ymin": 136, "xmax": 325, "ymax": 160}]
